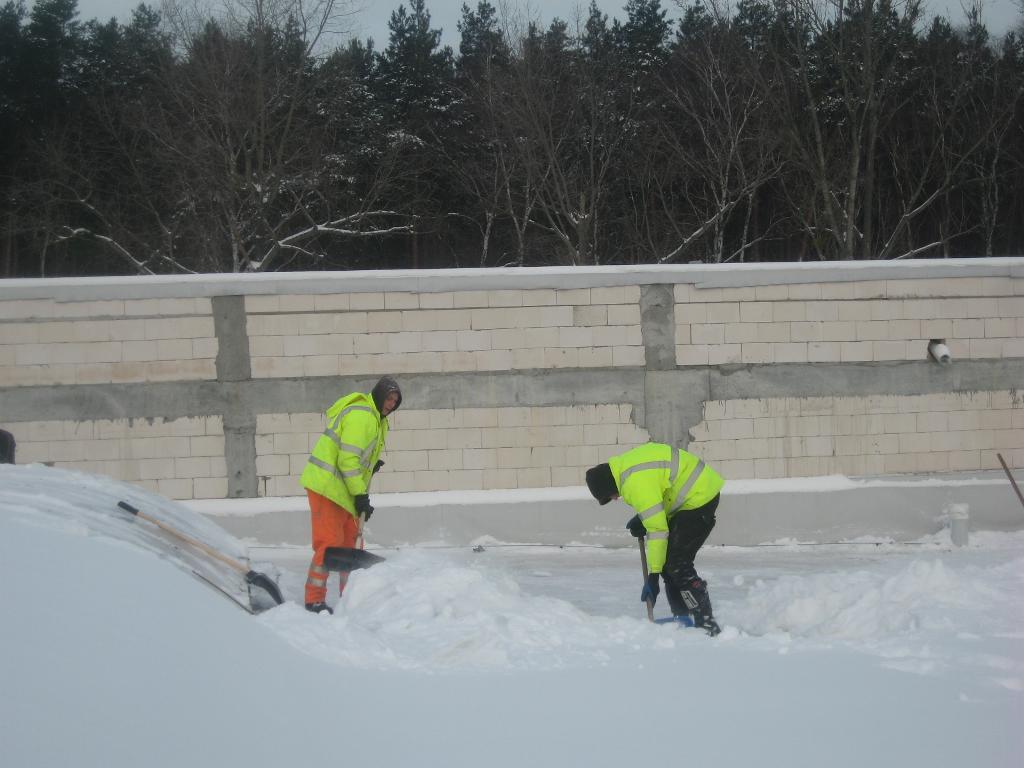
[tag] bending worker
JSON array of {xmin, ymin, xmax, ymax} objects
[
  {"xmin": 300, "ymin": 376, "xmax": 402, "ymax": 614},
  {"xmin": 585, "ymin": 442, "xmax": 724, "ymax": 636}
]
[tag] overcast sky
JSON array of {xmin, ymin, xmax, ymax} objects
[{"xmin": 70, "ymin": 0, "xmax": 1022, "ymax": 49}]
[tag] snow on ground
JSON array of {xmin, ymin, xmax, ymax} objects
[{"xmin": 1, "ymin": 463, "xmax": 1022, "ymax": 767}]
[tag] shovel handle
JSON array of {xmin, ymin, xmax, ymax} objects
[
  {"xmin": 997, "ymin": 453, "xmax": 1024, "ymax": 511},
  {"xmin": 118, "ymin": 500, "xmax": 248, "ymax": 576},
  {"xmin": 638, "ymin": 536, "xmax": 655, "ymax": 622},
  {"xmin": 118, "ymin": 501, "xmax": 283, "ymax": 606}
]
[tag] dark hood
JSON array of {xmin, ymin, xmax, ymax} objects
[{"xmin": 371, "ymin": 376, "xmax": 402, "ymax": 414}]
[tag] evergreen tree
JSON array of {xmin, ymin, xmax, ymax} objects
[
  {"xmin": 457, "ymin": 0, "xmax": 507, "ymax": 77},
  {"xmin": 22, "ymin": 0, "xmax": 80, "ymax": 120},
  {"xmin": 375, "ymin": 1, "xmax": 458, "ymax": 266},
  {"xmin": 619, "ymin": 0, "xmax": 670, "ymax": 76},
  {"xmin": 3, "ymin": 0, "xmax": 1024, "ymax": 274},
  {"xmin": 448, "ymin": 2, "xmax": 514, "ymax": 265},
  {"xmin": 0, "ymin": 1, "xmax": 28, "ymax": 161},
  {"xmin": 377, "ymin": 0, "xmax": 456, "ymax": 130}
]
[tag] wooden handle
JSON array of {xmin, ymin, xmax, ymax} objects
[
  {"xmin": 996, "ymin": 453, "xmax": 1024, "ymax": 511},
  {"xmin": 638, "ymin": 536, "xmax": 655, "ymax": 622},
  {"xmin": 118, "ymin": 501, "xmax": 248, "ymax": 575}
]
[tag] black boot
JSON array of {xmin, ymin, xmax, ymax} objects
[
  {"xmin": 699, "ymin": 617, "xmax": 721, "ymax": 637},
  {"xmin": 305, "ymin": 602, "xmax": 333, "ymax": 615}
]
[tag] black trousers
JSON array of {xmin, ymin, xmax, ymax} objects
[
  {"xmin": 0, "ymin": 429, "xmax": 14, "ymax": 464},
  {"xmin": 662, "ymin": 494, "xmax": 719, "ymax": 617}
]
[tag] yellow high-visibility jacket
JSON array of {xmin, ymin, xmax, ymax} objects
[
  {"xmin": 300, "ymin": 391, "xmax": 388, "ymax": 517},
  {"xmin": 608, "ymin": 442, "xmax": 724, "ymax": 574}
]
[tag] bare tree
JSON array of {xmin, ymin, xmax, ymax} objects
[
  {"xmin": 500, "ymin": 16, "xmax": 634, "ymax": 266},
  {"xmin": 766, "ymin": 0, "xmax": 927, "ymax": 259},
  {"xmin": 873, "ymin": 9, "xmax": 1018, "ymax": 259},
  {"xmin": 141, "ymin": 0, "xmax": 416, "ymax": 273},
  {"xmin": 654, "ymin": 4, "xmax": 784, "ymax": 263}
]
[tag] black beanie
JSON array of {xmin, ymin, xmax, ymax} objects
[
  {"xmin": 371, "ymin": 376, "xmax": 402, "ymax": 413},
  {"xmin": 585, "ymin": 463, "xmax": 617, "ymax": 505}
]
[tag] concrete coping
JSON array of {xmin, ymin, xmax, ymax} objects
[
  {"xmin": 3, "ymin": 258, "xmax": 1022, "ymax": 301},
  {"xmin": 189, "ymin": 472, "xmax": 1012, "ymax": 517}
]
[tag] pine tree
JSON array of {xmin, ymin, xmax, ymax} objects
[{"xmin": 377, "ymin": 0, "xmax": 456, "ymax": 130}]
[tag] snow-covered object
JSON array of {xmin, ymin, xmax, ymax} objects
[{"xmin": 0, "ymin": 463, "xmax": 270, "ymax": 612}]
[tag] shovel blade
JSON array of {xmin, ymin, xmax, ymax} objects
[
  {"xmin": 323, "ymin": 546, "xmax": 385, "ymax": 572},
  {"xmin": 245, "ymin": 570, "xmax": 285, "ymax": 605}
]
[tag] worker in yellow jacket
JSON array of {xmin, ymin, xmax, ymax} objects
[
  {"xmin": 585, "ymin": 442, "xmax": 724, "ymax": 636},
  {"xmin": 299, "ymin": 376, "xmax": 402, "ymax": 614}
]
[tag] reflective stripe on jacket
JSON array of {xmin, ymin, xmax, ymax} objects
[
  {"xmin": 299, "ymin": 391, "xmax": 388, "ymax": 517},
  {"xmin": 608, "ymin": 442, "xmax": 724, "ymax": 574}
]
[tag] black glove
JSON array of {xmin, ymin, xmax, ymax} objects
[
  {"xmin": 372, "ymin": 460, "xmax": 385, "ymax": 475},
  {"xmin": 625, "ymin": 514, "xmax": 645, "ymax": 538},
  {"xmin": 640, "ymin": 572, "xmax": 660, "ymax": 606},
  {"xmin": 354, "ymin": 494, "xmax": 374, "ymax": 521}
]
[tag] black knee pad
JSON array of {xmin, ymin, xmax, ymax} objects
[{"xmin": 680, "ymin": 578, "xmax": 713, "ymax": 620}]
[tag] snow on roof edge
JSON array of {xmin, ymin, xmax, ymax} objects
[{"xmin": 188, "ymin": 472, "xmax": 1011, "ymax": 516}]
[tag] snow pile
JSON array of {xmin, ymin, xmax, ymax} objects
[
  {"xmin": 260, "ymin": 549, "xmax": 679, "ymax": 671},
  {"xmin": 728, "ymin": 559, "xmax": 1008, "ymax": 640}
]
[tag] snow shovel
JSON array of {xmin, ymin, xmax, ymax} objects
[
  {"xmin": 637, "ymin": 535, "xmax": 655, "ymax": 622},
  {"xmin": 322, "ymin": 512, "xmax": 386, "ymax": 572},
  {"xmin": 637, "ymin": 536, "xmax": 696, "ymax": 628},
  {"xmin": 116, "ymin": 500, "xmax": 284, "ymax": 606}
]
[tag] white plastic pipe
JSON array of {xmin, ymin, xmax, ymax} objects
[
  {"xmin": 947, "ymin": 503, "xmax": 970, "ymax": 547},
  {"xmin": 928, "ymin": 340, "xmax": 951, "ymax": 364}
]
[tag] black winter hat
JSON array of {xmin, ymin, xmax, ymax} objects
[
  {"xmin": 585, "ymin": 463, "xmax": 617, "ymax": 505},
  {"xmin": 371, "ymin": 376, "xmax": 402, "ymax": 413}
]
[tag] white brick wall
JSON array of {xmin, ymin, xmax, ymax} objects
[
  {"xmin": 247, "ymin": 288, "xmax": 645, "ymax": 378},
  {"xmin": 3, "ymin": 265, "xmax": 1020, "ymax": 500},
  {"xmin": 0, "ymin": 298, "xmax": 217, "ymax": 386},
  {"xmin": 675, "ymin": 277, "xmax": 1022, "ymax": 366},
  {"xmin": 5, "ymin": 277, "xmax": 1017, "ymax": 387},
  {"xmin": 13, "ymin": 416, "xmax": 227, "ymax": 499},
  {"xmin": 689, "ymin": 391, "xmax": 1024, "ymax": 479},
  {"xmin": 255, "ymin": 404, "xmax": 650, "ymax": 496}
]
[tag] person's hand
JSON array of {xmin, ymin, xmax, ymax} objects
[
  {"xmin": 354, "ymin": 494, "xmax": 374, "ymax": 521},
  {"xmin": 372, "ymin": 460, "xmax": 385, "ymax": 475},
  {"xmin": 625, "ymin": 515, "xmax": 645, "ymax": 538},
  {"xmin": 640, "ymin": 573, "xmax": 660, "ymax": 606}
]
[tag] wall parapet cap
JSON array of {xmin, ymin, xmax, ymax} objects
[{"xmin": 1, "ymin": 257, "xmax": 1021, "ymax": 302}]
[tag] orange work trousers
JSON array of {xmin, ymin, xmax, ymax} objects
[{"xmin": 305, "ymin": 490, "xmax": 360, "ymax": 606}]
